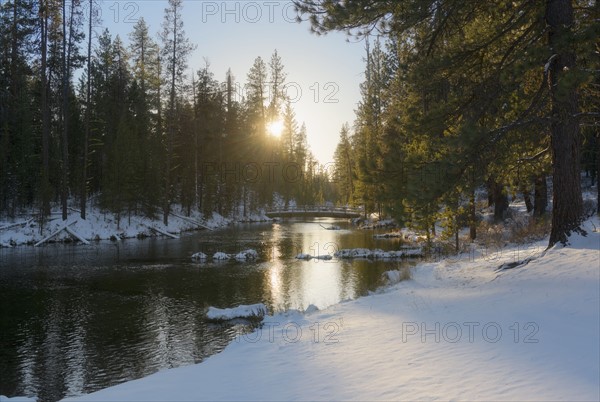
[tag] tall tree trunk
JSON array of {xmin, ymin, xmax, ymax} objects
[
  {"xmin": 81, "ymin": 0, "xmax": 92, "ymax": 220},
  {"xmin": 520, "ymin": 182, "xmax": 533, "ymax": 213},
  {"xmin": 469, "ymin": 188, "xmax": 476, "ymax": 240},
  {"xmin": 546, "ymin": 0, "xmax": 584, "ymax": 246},
  {"xmin": 40, "ymin": 1, "xmax": 51, "ymax": 218},
  {"xmin": 490, "ymin": 181, "xmax": 508, "ymax": 222},
  {"xmin": 533, "ymin": 175, "xmax": 548, "ymax": 218},
  {"xmin": 60, "ymin": 0, "xmax": 70, "ymax": 221},
  {"xmin": 163, "ymin": 4, "xmax": 178, "ymax": 226},
  {"xmin": 486, "ymin": 178, "xmax": 495, "ymax": 207}
]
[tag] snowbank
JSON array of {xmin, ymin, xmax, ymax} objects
[
  {"xmin": 359, "ymin": 218, "xmax": 396, "ymax": 230},
  {"xmin": 62, "ymin": 218, "xmax": 600, "ymax": 402},
  {"xmin": 206, "ymin": 303, "xmax": 268, "ymax": 321},
  {"xmin": 373, "ymin": 229, "xmax": 427, "ymax": 242},
  {"xmin": 0, "ymin": 206, "xmax": 272, "ymax": 248},
  {"xmin": 0, "ymin": 207, "xmax": 229, "ymax": 248}
]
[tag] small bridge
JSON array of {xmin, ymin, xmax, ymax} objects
[{"xmin": 265, "ymin": 205, "xmax": 362, "ymax": 219}]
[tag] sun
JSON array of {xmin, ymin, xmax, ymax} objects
[{"xmin": 267, "ymin": 119, "xmax": 284, "ymax": 137}]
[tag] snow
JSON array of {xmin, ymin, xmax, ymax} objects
[
  {"xmin": 0, "ymin": 204, "xmax": 274, "ymax": 248},
  {"xmin": 373, "ymin": 232, "xmax": 401, "ymax": 238},
  {"xmin": 359, "ymin": 218, "xmax": 396, "ymax": 230},
  {"xmin": 304, "ymin": 304, "xmax": 319, "ymax": 314},
  {"xmin": 382, "ymin": 270, "xmax": 405, "ymax": 285},
  {"xmin": 294, "ymin": 253, "xmax": 333, "ymax": 261},
  {"xmin": 334, "ymin": 247, "xmax": 423, "ymax": 259},
  {"xmin": 313, "ymin": 254, "xmax": 333, "ymax": 260},
  {"xmin": 234, "ymin": 249, "xmax": 259, "ymax": 261},
  {"xmin": 190, "ymin": 252, "xmax": 207, "ymax": 261},
  {"xmin": 206, "ymin": 249, "xmax": 259, "ymax": 261},
  {"xmin": 61, "ymin": 217, "xmax": 600, "ymax": 402},
  {"xmin": 0, "ymin": 397, "xmax": 36, "ymax": 402},
  {"xmin": 212, "ymin": 252, "xmax": 230, "ymax": 260},
  {"xmin": 206, "ymin": 303, "xmax": 268, "ymax": 321},
  {"xmin": 295, "ymin": 253, "xmax": 312, "ymax": 260}
]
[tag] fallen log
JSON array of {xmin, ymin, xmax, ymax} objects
[
  {"xmin": 171, "ymin": 212, "xmax": 214, "ymax": 231},
  {"xmin": 65, "ymin": 226, "xmax": 90, "ymax": 245},
  {"xmin": 139, "ymin": 222, "xmax": 179, "ymax": 239},
  {"xmin": 34, "ymin": 221, "xmax": 77, "ymax": 246},
  {"xmin": 0, "ymin": 218, "xmax": 33, "ymax": 231}
]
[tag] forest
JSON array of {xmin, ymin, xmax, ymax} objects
[
  {"xmin": 0, "ymin": 0, "xmax": 333, "ymax": 228},
  {"xmin": 317, "ymin": 0, "xmax": 599, "ymax": 247},
  {"xmin": 1, "ymin": 0, "xmax": 599, "ymax": 249}
]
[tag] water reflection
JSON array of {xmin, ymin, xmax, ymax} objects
[{"xmin": 0, "ymin": 218, "xmax": 414, "ymax": 401}]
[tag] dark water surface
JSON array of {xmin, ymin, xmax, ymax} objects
[{"xmin": 0, "ymin": 218, "xmax": 413, "ymax": 401}]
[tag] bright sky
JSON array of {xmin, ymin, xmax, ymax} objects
[{"xmin": 98, "ymin": 0, "xmax": 366, "ymax": 164}]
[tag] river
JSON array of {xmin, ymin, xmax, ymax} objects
[{"xmin": 0, "ymin": 218, "xmax": 414, "ymax": 401}]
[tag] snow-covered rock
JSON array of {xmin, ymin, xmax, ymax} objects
[
  {"xmin": 234, "ymin": 249, "xmax": 259, "ymax": 261},
  {"xmin": 213, "ymin": 252, "xmax": 230, "ymax": 260},
  {"xmin": 191, "ymin": 252, "xmax": 208, "ymax": 261},
  {"xmin": 373, "ymin": 232, "xmax": 402, "ymax": 238},
  {"xmin": 206, "ymin": 303, "xmax": 268, "ymax": 321},
  {"xmin": 334, "ymin": 248, "xmax": 423, "ymax": 259},
  {"xmin": 294, "ymin": 253, "xmax": 333, "ymax": 261}
]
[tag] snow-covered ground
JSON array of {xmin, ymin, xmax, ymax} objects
[
  {"xmin": 0, "ymin": 206, "xmax": 272, "ymax": 248},
  {"xmin": 60, "ymin": 218, "xmax": 600, "ymax": 402}
]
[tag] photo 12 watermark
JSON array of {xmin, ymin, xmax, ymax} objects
[
  {"xmin": 199, "ymin": 1, "xmax": 300, "ymax": 24},
  {"xmin": 236, "ymin": 319, "xmax": 343, "ymax": 345},
  {"xmin": 401, "ymin": 321, "xmax": 540, "ymax": 344}
]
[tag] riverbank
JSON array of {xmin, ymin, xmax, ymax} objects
[
  {"xmin": 60, "ymin": 217, "xmax": 600, "ymax": 401},
  {"xmin": 0, "ymin": 206, "xmax": 271, "ymax": 248}
]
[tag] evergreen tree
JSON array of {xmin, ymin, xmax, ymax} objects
[
  {"xmin": 296, "ymin": 0, "xmax": 595, "ymax": 247},
  {"xmin": 267, "ymin": 49, "xmax": 286, "ymax": 124},
  {"xmin": 159, "ymin": 0, "xmax": 196, "ymax": 225},
  {"xmin": 129, "ymin": 17, "xmax": 162, "ymax": 216},
  {"xmin": 333, "ymin": 123, "xmax": 354, "ymax": 205},
  {"xmin": 0, "ymin": 0, "xmax": 38, "ymax": 216}
]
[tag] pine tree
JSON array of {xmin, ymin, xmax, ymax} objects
[
  {"xmin": 246, "ymin": 56, "xmax": 268, "ymax": 137},
  {"xmin": 0, "ymin": 0, "xmax": 38, "ymax": 216},
  {"xmin": 296, "ymin": 0, "xmax": 593, "ymax": 248},
  {"xmin": 59, "ymin": 0, "xmax": 84, "ymax": 220},
  {"xmin": 129, "ymin": 17, "xmax": 162, "ymax": 216},
  {"xmin": 267, "ymin": 49, "xmax": 286, "ymax": 124},
  {"xmin": 159, "ymin": 0, "xmax": 196, "ymax": 225},
  {"xmin": 333, "ymin": 123, "xmax": 354, "ymax": 205}
]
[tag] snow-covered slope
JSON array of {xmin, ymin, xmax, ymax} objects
[
  {"xmin": 0, "ymin": 207, "xmax": 273, "ymax": 247},
  {"xmin": 61, "ymin": 218, "xmax": 600, "ymax": 401}
]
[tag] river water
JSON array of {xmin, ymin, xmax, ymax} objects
[{"xmin": 0, "ymin": 218, "xmax": 414, "ymax": 401}]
